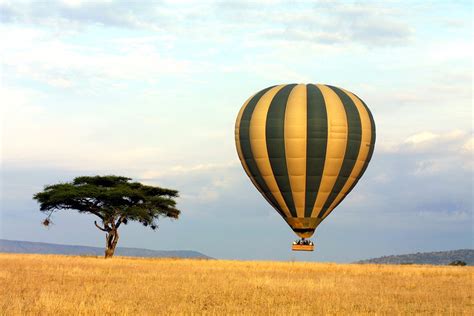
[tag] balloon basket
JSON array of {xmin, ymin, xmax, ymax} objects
[{"xmin": 291, "ymin": 244, "xmax": 314, "ymax": 251}]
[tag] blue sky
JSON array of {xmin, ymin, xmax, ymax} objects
[{"xmin": 0, "ymin": 0, "xmax": 472, "ymax": 262}]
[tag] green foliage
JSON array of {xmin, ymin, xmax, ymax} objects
[{"xmin": 33, "ymin": 175, "xmax": 180, "ymax": 231}]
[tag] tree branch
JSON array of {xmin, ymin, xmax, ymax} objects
[
  {"xmin": 94, "ymin": 221, "xmax": 109, "ymax": 232},
  {"xmin": 115, "ymin": 215, "xmax": 126, "ymax": 229}
]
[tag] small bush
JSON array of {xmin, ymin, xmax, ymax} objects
[{"xmin": 448, "ymin": 260, "xmax": 467, "ymax": 266}]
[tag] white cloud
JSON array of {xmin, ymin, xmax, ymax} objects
[
  {"xmin": 462, "ymin": 137, "xmax": 473, "ymax": 152},
  {"xmin": 140, "ymin": 162, "xmax": 238, "ymax": 180},
  {"xmin": 1, "ymin": 0, "xmax": 414, "ymax": 48},
  {"xmin": 0, "ymin": 85, "xmax": 168, "ymax": 170},
  {"xmin": 404, "ymin": 131, "xmax": 439, "ymax": 145},
  {"xmin": 376, "ymin": 129, "xmax": 473, "ymax": 177},
  {"xmin": 372, "ymin": 172, "xmax": 390, "ymax": 184},
  {"xmin": 413, "ymin": 160, "xmax": 444, "ymax": 176},
  {"xmin": 379, "ymin": 130, "xmax": 471, "ymax": 154},
  {"xmin": 402, "ymin": 130, "xmax": 469, "ymax": 152},
  {"xmin": 1, "ymin": 0, "xmax": 165, "ymax": 29},
  {"xmin": 136, "ymin": 161, "xmax": 244, "ymax": 211},
  {"xmin": 428, "ymin": 41, "xmax": 473, "ymax": 62},
  {"xmin": 265, "ymin": 2, "xmax": 413, "ymax": 46},
  {"xmin": 0, "ymin": 25, "xmax": 198, "ymax": 90}
]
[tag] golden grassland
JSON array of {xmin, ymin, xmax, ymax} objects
[{"xmin": 0, "ymin": 253, "xmax": 472, "ymax": 315}]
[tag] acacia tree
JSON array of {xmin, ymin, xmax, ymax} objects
[{"xmin": 33, "ymin": 175, "xmax": 180, "ymax": 258}]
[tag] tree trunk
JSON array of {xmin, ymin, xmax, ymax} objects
[{"xmin": 104, "ymin": 229, "xmax": 119, "ymax": 258}]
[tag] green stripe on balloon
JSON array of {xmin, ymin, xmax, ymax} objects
[
  {"xmin": 304, "ymin": 84, "xmax": 328, "ymax": 217},
  {"xmin": 239, "ymin": 86, "xmax": 284, "ymax": 216},
  {"xmin": 318, "ymin": 85, "xmax": 362, "ymax": 218},
  {"xmin": 332, "ymin": 95, "xmax": 376, "ymax": 210},
  {"xmin": 265, "ymin": 84, "xmax": 298, "ymax": 218}
]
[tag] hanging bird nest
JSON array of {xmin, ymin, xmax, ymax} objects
[{"xmin": 42, "ymin": 218, "xmax": 52, "ymax": 227}]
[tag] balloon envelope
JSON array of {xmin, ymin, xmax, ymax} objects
[{"xmin": 235, "ymin": 84, "xmax": 376, "ymax": 238}]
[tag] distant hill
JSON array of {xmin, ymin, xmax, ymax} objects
[
  {"xmin": 356, "ymin": 249, "xmax": 474, "ymax": 266},
  {"xmin": 0, "ymin": 239, "xmax": 212, "ymax": 259}
]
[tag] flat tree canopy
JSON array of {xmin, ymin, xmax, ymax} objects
[{"xmin": 33, "ymin": 175, "xmax": 180, "ymax": 258}]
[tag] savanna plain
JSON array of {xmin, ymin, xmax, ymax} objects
[{"xmin": 0, "ymin": 253, "xmax": 472, "ymax": 315}]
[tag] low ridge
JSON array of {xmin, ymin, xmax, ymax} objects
[
  {"xmin": 356, "ymin": 249, "xmax": 473, "ymax": 265},
  {"xmin": 0, "ymin": 239, "xmax": 213, "ymax": 259}
]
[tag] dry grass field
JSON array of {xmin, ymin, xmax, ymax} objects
[{"xmin": 0, "ymin": 253, "xmax": 472, "ymax": 315}]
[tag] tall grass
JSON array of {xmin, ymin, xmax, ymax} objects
[{"xmin": 0, "ymin": 254, "xmax": 472, "ymax": 315}]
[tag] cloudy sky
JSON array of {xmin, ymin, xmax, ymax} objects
[{"xmin": 0, "ymin": 0, "xmax": 472, "ymax": 262}]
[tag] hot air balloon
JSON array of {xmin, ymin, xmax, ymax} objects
[{"xmin": 235, "ymin": 84, "xmax": 376, "ymax": 251}]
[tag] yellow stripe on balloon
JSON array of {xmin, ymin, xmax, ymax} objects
[
  {"xmin": 321, "ymin": 89, "xmax": 372, "ymax": 219},
  {"xmin": 310, "ymin": 84, "xmax": 348, "ymax": 218},
  {"xmin": 249, "ymin": 85, "xmax": 293, "ymax": 218},
  {"xmin": 284, "ymin": 84, "xmax": 307, "ymax": 218}
]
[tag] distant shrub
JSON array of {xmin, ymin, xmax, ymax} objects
[{"xmin": 448, "ymin": 260, "xmax": 467, "ymax": 266}]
